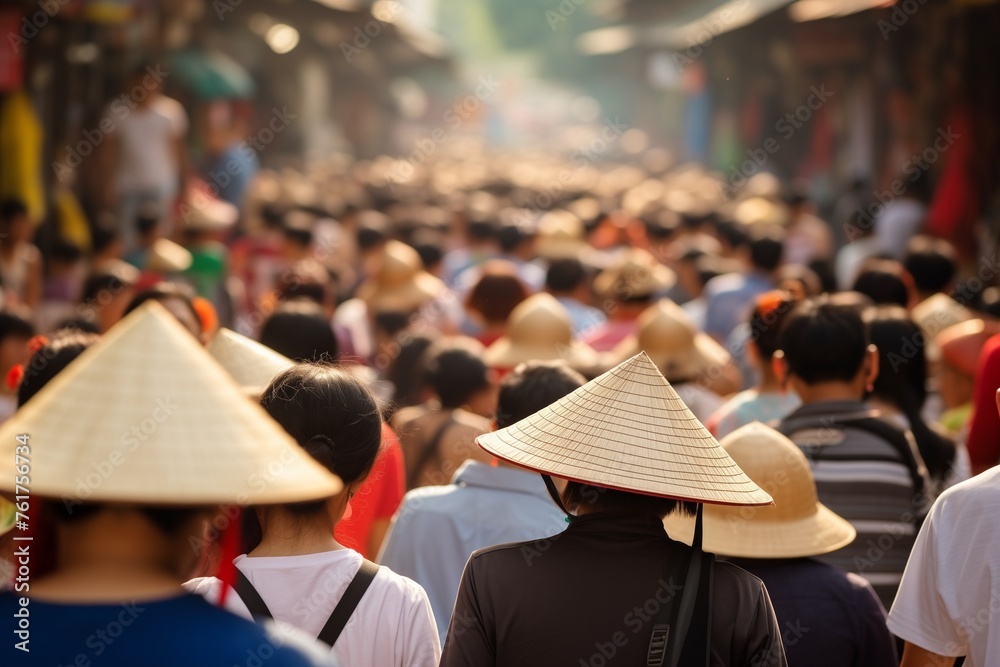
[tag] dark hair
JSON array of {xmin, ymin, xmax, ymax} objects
[
  {"xmin": 423, "ymin": 337, "xmax": 491, "ymax": 409},
  {"xmin": 865, "ymin": 306, "xmax": 956, "ymax": 483},
  {"xmin": 546, "ymin": 258, "xmax": 588, "ymax": 293},
  {"xmin": 0, "ymin": 199, "xmax": 28, "ymax": 224},
  {"xmin": 0, "ymin": 311, "xmax": 34, "ymax": 345},
  {"xmin": 356, "ymin": 211, "xmax": 389, "ymax": 251},
  {"xmin": 466, "ymin": 219, "xmax": 496, "ymax": 242},
  {"xmin": 465, "ymin": 264, "xmax": 529, "ymax": 325},
  {"xmin": 90, "ymin": 224, "xmax": 121, "ymax": 256},
  {"xmin": 18, "ymin": 330, "xmax": 98, "ymax": 406},
  {"xmin": 387, "ymin": 334, "xmax": 435, "ymax": 413},
  {"xmin": 748, "ymin": 225, "xmax": 785, "ymax": 272},
  {"xmin": 779, "ymin": 297, "xmax": 870, "ymax": 384},
  {"xmin": 48, "ymin": 240, "xmax": 84, "ymax": 264},
  {"xmin": 852, "ymin": 260, "xmax": 911, "ymax": 307},
  {"xmin": 713, "ymin": 218, "xmax": 750, "ymax": 250},
  {"xmin": 903, "ymin": 236, "xmax": 958, "ymax": 296},
  {"xmin": 748, "ymin": 291, "xmax": 798, "ymax": 361},
  {"xmin": 124, "ymin": 283, "xmax": 202, "ymax": 336},
  {"xmin": 562, "ymin": 483, "xmax": 697, "ymax": 518},
  {"xmin": 274, "ymin": 260, "xmax": 332, "ymax": 307},
  {"xmin": 80, "ymin": 272, "xmax": 132, "ymax": 305},
  {"xmin": 282, "ymin": 219, "xmax": 313, "ymax": 248},
  {"xmin": 259, "ymin": 300, "xmax": 339, "ymax": 362},
  {"xmin": 411, "ymin": 232, "xmax": 444, "ymax": 271},
  {"xmin": 135, "ymin": 200, "xmax": 161, "ymax": 236},
  {"xmin": 497, "ymin": 220, "xmax": 535, "ymax": 253},
  {"xmin": 496, "ymin": 360, "xmax": 585, "ymax": 428}
]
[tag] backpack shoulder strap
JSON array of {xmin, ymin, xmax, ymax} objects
[
  {"xmin": 406, "ymin": 414, "xmax": 457, "ymax": 489},
  {"xmin": 317, "ymin": 559, "xmax": 380, "ymax": 647},
  {"xmin": 233, "ymin": 569, "xmax": 274, "ymax": 620}
]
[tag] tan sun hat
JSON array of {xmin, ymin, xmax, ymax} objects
[
  {"xmin": 181, "ymin": 191, "xmax": 239, "ymax": 232},
  {"xmin": 147, "ymin": 238, "xmax": 193, "ymax": 273},
  {"xmin": 0, "ymin": 301, "xmax": 342, "ymax": 505},
  {"xmin": 535, "ymin": 210, "xmax": 588, "ymax": 260},
  {"xmin": 613, "ymin": 299, "xmax": 730, "ymax": 382},
  {"xmin": 477, "ymin": 352, "xmax": 772, "ymax": 506},
  {"xmin": 207, "ymin": 328, "xmax": 294, "ymax": 395},
  {"xmin": 938, "ymin": 319, "xmax": 1000, "ymax": 377},
  {"xmin": 357, "ymin": 240, "xmax": 445, "ymax": 313},
  {"xmin": 912, "ymin": 293, "xmax": 974, "ymax": 362},
  {"xmin": 593, "ymin": 248, "xmax": 676, "ymax": 300},
  {"xmin": 483, "ymin": 293, "xmax": 600, "ymax": 371},
  {"xmin": 665, "ymin": 422, "xmax": 855, "ymax": 557}
]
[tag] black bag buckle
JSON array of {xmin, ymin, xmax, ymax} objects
[{"xmin": 646, "ymin": 624, "xmax": 670, "ymax": 666}]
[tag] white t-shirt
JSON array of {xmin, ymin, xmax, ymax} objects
[
  {"xmin": 185, "ymin": 549, "xmax": 440, "ymax": 667},
  {"xmin": 114, "ymin": 95, "xmax": 187, "ymax": 193},
  {"xmin": 887, "ymin": 465, "xmax": 1000, "ymax": 666}
]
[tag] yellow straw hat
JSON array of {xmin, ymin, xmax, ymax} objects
[
  {"xmin": 477, "ymin": 352, "xmax": 772, "ymax": 506},
  {"xmin": 357, "ymin": 240, "xmax": 445, "ymax": 313},
  {"xmin": 665, "ymin": 422, "xmax": 856, "ymax": 557},
  {"xmin": 207, "ymin": 328, "xmax": 295, "ymax": 396},
  {"xmin": 0, "ymin": 302, "xmax": 342, "ymax": 505},
  {"xmin": 593, "ymin": 248, "xmax": 676, "ymax": 300},
  {"xmin": 483, "ymin": 293, "xmax": 599, "ymax": 371},
  {"xmin": 613, "ymin": 299, "xmax": 730, "ymax": 382}
]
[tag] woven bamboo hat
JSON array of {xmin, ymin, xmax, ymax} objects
[
  {"xmin": 593, "ymin": 248, "xmax": 676, "ymax": 300},
  {"xmin": 483, "ymin": 293, "xmax": 600, "ymax": 371},
  {"xmin": 613, "ymin": 299, "xmax": 730, "ymax": 382},
  {"xmin": 477, "ymin": 352, "xmax": 771, "ymax": 505},
  {"xmin": 207, "ymin": 328, "xmax": 294, "ymax": 395},
  {"xmin": 357, "ymin": 240, "xmax": 445, "ymax": 313},
  {"xmin": 147, "ymin": 238, "xmax": 193, "ymax": 273},
  {"xmin": 535, "ymin": 210, "xmax": 588, "ymax": 260},
  {"xmin": 0, "ymin": 302, "xmax": 342, "ymax": 505},
  {"xmin": 665, "ymin": 422, "xmax": 855, "ymax": 557}
]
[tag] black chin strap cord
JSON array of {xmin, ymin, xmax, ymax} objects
[
  {"xmin": 692, "ymin": 503, "xmax": 704, "ymax": 550},
  {"xmin": 541, "ymin": 474, "xmax": 572, "ymax": 517}
]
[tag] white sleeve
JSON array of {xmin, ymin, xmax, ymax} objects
[
  {"xmin": 887, "ymin": 502, "xmax": 966, "ymax": 656},
  {"xmin": 402, "ymin": 583, "xmax": 442, "ymax": 667}
]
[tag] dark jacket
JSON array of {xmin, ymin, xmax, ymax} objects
[{"xmin": 440, "ymin": 511, "xmax": 787, "ymax": 667}]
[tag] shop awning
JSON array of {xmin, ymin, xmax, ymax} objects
[{"xmin": 168, "ymin": 50, "xmax": 256, "ymax": 100}]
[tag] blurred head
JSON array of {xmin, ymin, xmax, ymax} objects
[
  {"xmin": 903, "ymin": 236, "xmax": 958, "ymax": 299},
  {"xmin": 91, "ymin": 220, "xmax": 123, "ymax": 259},
  {"xmin": 125, "ymin": 283, "xmax": 203, "ymax": 341},
  {"xmin": 496, "ymin": 360, "xmax": 585, "ymax": 429},
  {"xmin": 79, "ymin": 272, "xmax": 137, "ymax": 333},
  {"xmin": 465, "ymin": 261, "xmax": 530, "ymax": 327},
  {"xmin": 852, "ymin": 259, "xmax": 914, "ymax": 308},
  {"xmin": 387, "ymin": 334, "xmax": 435, "ymax": 412},
  {"xmin": 747, "ymin": 290, "xmax": 798, "ymax": 370},
  {"xmin": 423, "ymin": 337, "xmax": 497, "ymax": 418},
  {"xmin": 0, "ymin": 312, "xmax": 35, "ymax": 385},
  {"xmin": 747, "ymin": 225, "xmax": 785, "ymax": 273},
  {"xmin": 260, "ymin": 299, "xmax": 339, "ymax": 362},
  {"xmin": 18, "ymin": 330, "xmax": 98, "ymax": 406},
  {"xmin": 0, "ymin": 198, "xmax": 32, "ymax": 244},
  {"xmin": 776, "ymin": 297, "xmax": 876, "ymax": 398},
  {"xmin": 545, "ymin": 258, "xmax": 590, "ymax": 300}
]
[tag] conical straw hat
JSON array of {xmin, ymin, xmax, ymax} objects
[
  {"xmin": 593, "ymin": 248, "xmax": 676, "ymax": 299},
  {"xmin": 476, "ymin": 352, "xmax": 771, "ymax": 506},
  {"xmin": 0, "ymin": 302, "xmax": 342, "ymax": 505},
  {"xmin": 147, "ymin": 238, "xmax": 193, "ymax": 273},
  {"xmin": 207, "ymin": 328, "xmax": 295, "ymax": 395},
  {"xmin": 665, "ymin": 422, "xmax": 855, "ymax": 557},
  {"xmin": 357, "ymin": 240, "xmax": 445, "ymax": 313},
  {"xmin": 483, "ymin": 293, "xmax": 599, "ymax": 371}
]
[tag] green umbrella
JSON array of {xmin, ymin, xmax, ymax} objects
[{"xmin": 168, "ymin": 50, "xmax": 256, "ymax": 100}]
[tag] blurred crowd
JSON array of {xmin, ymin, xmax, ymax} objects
[{"xmin": 2, "ymin": 98, "xmax": 1000, "ymax": 666}]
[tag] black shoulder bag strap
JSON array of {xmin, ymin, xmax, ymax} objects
[
  {"xmin": 232, "ymin": 559, "xmax": 381, "ymax": 648},
  {"xmin": 234, "ymin": 569, "xmax": 274, "ymax": 620},
  {"xmin": 647, "ymin": 504, "xmax": 715, "ymax": 667},
  {"xmin": 406, "ymin": 414, "xmax": 457, "ymax": 489},
  {"xmin": 316, "ymin": 559, "xmax": 380, "ymax": 647}
]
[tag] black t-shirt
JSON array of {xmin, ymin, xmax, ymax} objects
[
  {"xmin": 0, "ymin": 592, "xmax": 335, "ymax": 666},
  {"xmin": 440, "ymin": 511, "xmax": 787, "ymax": 667}
]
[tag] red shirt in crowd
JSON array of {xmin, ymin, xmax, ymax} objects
[{"xmin": 966, "ymin": 333, "xmax": 1000, "ymax": 474}]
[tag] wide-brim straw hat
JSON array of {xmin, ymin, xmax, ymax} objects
[
  {"xmin": 207, "ymin": 328, "xmax": 295, "ymax": 396},
  {"xmin": 535, "ymin": 210, "xmax": 588, "ymax": 260},
  {"xmin": 665, "ymin": 422, "xmax": 855, "ymax": 557},
  {"xmin": 357, "ymin": 239, "xmax": 445, "ymax": 313},
  {"xmin": 0, "ymin": 302, "xmax": 342, "ymax": 505},
  {"xmin": 476, "ymin": 352, "xmax": 772, "ymax": 506},
  {"xmin": 593, "ymin": 248, "xmax": 676, "ymax": 299},
  {"xmin": 182, "ymin": 192, "xmax": 239, "ymax": 232},
  {"xmin": 613, "ymin": 299, "xmax": 730, "ymax": 382},
  {"xmin": 912, "ymin": 293, "xmax": 973, "ymax": 361},
  {"xmin": 483, "ymin": 293, "xmax": 600, "ymax": 371},
  {"xmin": 147, "ymin": 238, "xmax": 193, "ymax": 273}
]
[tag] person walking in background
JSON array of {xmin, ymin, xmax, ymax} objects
[
  {"xmin": 380, "ymin": 360, "xmax": 584, "ymax": 641},
  {"xmin": 0, "ymin": 199, "xmax": 42, "ymax": 312}
]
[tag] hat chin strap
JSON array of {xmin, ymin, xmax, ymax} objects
[
  {"xmin": 541, "ymin": 475, "xmax": 572, "ymax": 517},
  {"xmin": 692, "ymin": 502, "xmax": 704, "ymax": 551}
]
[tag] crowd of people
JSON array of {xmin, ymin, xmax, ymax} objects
[{"xmin": 0, "ymin": 128, "xmax": 999, "ymax": 667}]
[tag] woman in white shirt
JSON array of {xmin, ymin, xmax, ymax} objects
[{"xmin": 187, "ymin": 365, "xmax": 440, "ymax": 666}]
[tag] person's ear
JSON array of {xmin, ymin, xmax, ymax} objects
[
  {"xmin": 864, "ymin": 344, "xmax": 879, "ymax": 393},
  {"xmin": 772, "ymin": 350, "xmax": 788, "ymax": 389},
  {"xmin": 995, "ymin": 388, "xmax": 1000, "ymax": 418}
]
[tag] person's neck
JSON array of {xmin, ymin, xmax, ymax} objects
[
  {"xmin": 756, "ymin": 367, "xmax": 782, "ymax": 393},
  {"xmin": 792, "ymin": 380, "xmax": 864, "ymax": 405},
  {"xmin": 32, "ymin": 511, "xmax": 185, "ymax": 602},
  {"xmin": 250, "ymin": 505, "xmax": 341, "ymax": 557}
]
